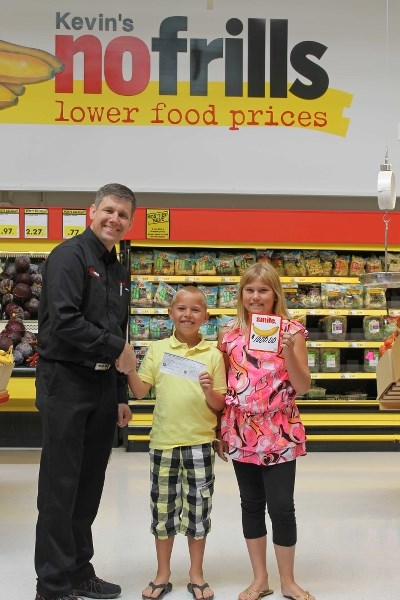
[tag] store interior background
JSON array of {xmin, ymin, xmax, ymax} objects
[{"xmin": 0, "ymin": 190, "xmax": 395, "ymax": 212}]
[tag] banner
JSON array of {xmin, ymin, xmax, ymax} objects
[{"xmin": 0, "ymin": 0, "xmax": 399, "ymax": 195}]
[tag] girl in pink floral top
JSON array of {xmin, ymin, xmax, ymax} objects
[{"xmin": 217, "ymin": 263, "xmax": 315, "ymax": 600}]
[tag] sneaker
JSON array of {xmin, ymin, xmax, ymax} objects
[
  {"xmin": 35, "ymin": 594, "xmax": 81, "ymax": 600},
  {"xmin": 72, "ymin": 576, "xmax": 121, "ymax": 599}
]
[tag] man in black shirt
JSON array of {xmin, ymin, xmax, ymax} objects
[{"xmin": 34, "ymin": 183, "xmax": 136, "ymax": 600}]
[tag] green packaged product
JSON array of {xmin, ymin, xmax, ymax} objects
[
  {"xmin": 323, "ymin": 315, "xmax": 347, "ymax": 340},
  {"xmin": 321, "ymin": 348, "xmax": 340, "ymax": 372},
  {"xmin": 307, "ymin": 348, "xmax": 320, "ymax": 373},
  {"xmin": 363, "ymin": 348, "xmax": 380, "ymax": 373},
  {"xmin": 363, "ymin": 316, "xmax": 383, "ymax": 340}
]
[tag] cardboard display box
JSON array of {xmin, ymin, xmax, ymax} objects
[{"xmin": 376, "ymin": 335, "xmax": 400, "ymax": 410}]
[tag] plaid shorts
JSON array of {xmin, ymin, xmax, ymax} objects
[{"xmin": 149, "ymin": 443, "xmax": 215, "ymax": 539}]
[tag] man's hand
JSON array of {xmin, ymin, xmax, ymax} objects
[
  {"xmin": 117, "ymin": 403, "xmax": 132, "ymax": 427},
  {"xmin": 115, "ymin": 342, "xmax": 136, "ymax": 374}
]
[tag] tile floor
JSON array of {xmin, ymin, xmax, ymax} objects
[{"xmin": 0, "ymin": 448, "xmax": 399, "ymax": 600}]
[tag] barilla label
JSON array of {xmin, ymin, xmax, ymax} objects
[{"xmin": 248, "ymin": 313, "xmax": 282, "ymax": 353}]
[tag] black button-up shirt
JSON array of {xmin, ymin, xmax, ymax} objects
[{"xmin": 37, "ymin": 227, "xmax": 130, "ymax": 402}]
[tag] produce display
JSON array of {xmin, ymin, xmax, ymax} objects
[{"xmin": 0, "ymin": 255, "xmax": 43, "ymax": 368}]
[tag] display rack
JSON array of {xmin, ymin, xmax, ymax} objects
[
  {"xmin": 123, "ymin": 207, "xmax": 400, "ymax": 452},
  {"xmin": 2, "ymin": 207, "xmax": 400, "ymax": 450}
]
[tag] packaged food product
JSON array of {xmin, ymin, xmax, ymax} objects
[
  {"xmin": 318, "ymin": 250, "xmax": 336, "ymax": 276},
  {"xmin": 270, "ymin": 250, "xmax": 285, "ymax": 275},
  {"xmin": 129, "ymin": 316, "xmax": 150, "ymax": 340},
  {"xmin": 306, "ymin": 386, "xmax": 326, "ymax": 398},
  {"xmin": 320, "ymin": 348, "xmax": 341, "ymax": 372},
  {"xmin": 153, "ymin": 250, "xmax": 176, "ymax": 275},
  {"xmin": 149, "ymin": 316, "xmax": 173, "ymax": 340},
  {"xmin": 382, "ymin": 316, "xmax": 399, "ymax": 338},
  {"xmin": 332, "ymin": 254, "xmax": 350, "ymax": 276},
  {"xmin": 362, "ymin": 316, "xmax": 383, "ymax": 340},
  {"xmin": 282, "ymin": 283, "xmax": 300, "ymax": 308},
  {"xmin": 194, "ymin": 252, "xmax": 217, "ymax": 275},
  {"xmin": 217, "ymin": 315, "xmax": 234, "ymax": 332},
  {"xmin": 174, "ymin": 253, "xmax": 196, "ymax": 275},
  {"xmin": 321, "ymin": 283, "xmax": 345, "ymax": 309},
  {"xmin": 131, "ymin": 281, "xmax": 154, "ymax": 307},
  {"xmin": 363, "ymin": 348, "xmax": 380, "ymax": 372},
  {"xmin": 131, "ymin": 250, "xmax": 153, "ymax": 275},
  {"xmin": 343, "ymin": 284, "xmax": 363, "ymax": 309},
  {"xmin": 153, "ymin": 282, "xmax": 177, "ymax": 307},
  {"xmin": 198, "ymin": 285, "xmax": 218, "ymax": 308},
  {"xmin": 283, "ymin": 250, "xmax": 307, "ymax": 277},
  {"xmin": 215, "ymin": 253, "xmax": 236, "ymax": 275},
  {"xmin": 304, "ymin": 250, "xmax": 324, "ymax": 276},
  {"xmin": 365, "ymin": 255, "xmax": 382, "ymax": 273},
  {"xmin": 298, "ymin": 285, "xmax": 322, "ymax": 308},
  {"xmin": 387, "ymin": 252, "xmax": 400, "ymax": 272},
  {"xmin": 200, "ymin": 317, "xmax": 218, "ymax": 340},
  {"xmin": 307, "ymin": 348, "xmax": 320, "ymax": 373},
  {"xmin": 235, "ymin": 252, "xmax": 257, "ymax": 274},
  {"xmin": 363, "ymin": 287, "xmax": 386, "ymax": 309},
  {"xmin": 256, "ymin": 249, "xmax": 273, "ymax": 265},
  {"xmin": 349, "ymin": 255, "xmax": 365, "ymax": 275},
  {"xmin": 218, "ymin": 284, "xmax": 239, "ymax": 308},
  {"xmin": 323, "ymin": 315, "xmax": 347, "ymax": 340}
]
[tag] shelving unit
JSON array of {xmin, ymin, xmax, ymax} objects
[
  {"xmin": 123, "ymin": 207, "xmax": 400, "ymax": 452},
  {"xmin": 2, "ymin": 207, "xmax": 400, "ymax": 451}
]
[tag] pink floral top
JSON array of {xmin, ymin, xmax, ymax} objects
[{"xmin": 220, "ymin": 319, "xmax": 308, "ymax": 466}]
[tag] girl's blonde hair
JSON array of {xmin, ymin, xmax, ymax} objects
[{"xmin": 232, "ymin": 262, "xmax": 289, "ymax": 333}]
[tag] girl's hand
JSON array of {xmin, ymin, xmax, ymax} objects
[
  {"xmin": 214, "ymin": 437, "xmax": 229, "ymax": 462},
  {"xmin": 280, "ymin": 330, "xmax": 297, "ymax": 356}
]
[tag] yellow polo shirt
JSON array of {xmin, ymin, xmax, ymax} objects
[{"xmin": 138, "ymin": 333, "xmax": 227, "ymax": 450}]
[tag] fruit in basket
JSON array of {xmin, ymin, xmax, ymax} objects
[
  {"xmin": 4, "ymin": 302, "xmax": 24, "ymax": 319},
  {"xmin": 24, "ymin": 297, "xmax": 39, "ymax": 318},
  {"xmin": 0, "ymin": 336, "xmax": 13, "ymax": 351},
  {"xmin": 13, "ymin": 282, "xmax": 32, "ymax": 304},
  {"xmin": 15, "ymin": 271, "xmax": 33, "ymax": 285},
  {"xmin": 14, "ymin": 255, "xmax": 30, "ymax": 272},
  {"xmin": 14, "ymin": 341, "xmax": 34, "ymax": 359},
  {"xmin": 0, "ymin": 277, "xmax": 13, "ymax": 294}
]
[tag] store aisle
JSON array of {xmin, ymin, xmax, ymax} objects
[{"xmin": 0, "ymin": 449, "xmax": 399, "ymax": 600}]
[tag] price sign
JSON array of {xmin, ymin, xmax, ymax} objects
[
  {"xmin": 62, "ymin": 210, "xmax": 86, "ymax": 239},
  {"xmin": 0, "ymin": 208, "xmax": 19, "ymax": 238},
  {"xmin": 24, "ymin": 209, "xmax": 48, "ymax": 238},
  {"xmin": 146, "ymin": 209, "xmax": 170, "ymax": 239}
]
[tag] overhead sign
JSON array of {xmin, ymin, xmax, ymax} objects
[{"xmin": 0, "ymin": 0, "xmax": 399, "ymax": 195}]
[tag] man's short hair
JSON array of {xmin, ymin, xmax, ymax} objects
[{"xmin": 95, "ymin": 183, "xmax": 137, "ymax": 214}]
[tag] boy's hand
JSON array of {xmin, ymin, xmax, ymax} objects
[
  {"xmin": 198, "ymin": 370, "xmax": 213, "ymax": 394},
  {"xmin": 115, "ymin": 343, "xmax": 137, "ymax": 374}
]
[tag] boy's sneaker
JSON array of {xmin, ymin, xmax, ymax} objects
[{"xmin": 72, "ymin": 576, "xmax": 121, "ymax": 599}]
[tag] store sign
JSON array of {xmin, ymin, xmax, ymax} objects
[{"xmin": 0, "ymin": 0, "xmax": 399, "ymax": 195}]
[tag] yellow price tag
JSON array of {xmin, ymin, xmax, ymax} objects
[
  {"xmin": 64, "ymin": 225, "xmax": 85, "ymax": 238},
  {"xmin": 0, "ymin": 224, "xmax": 18, "ymax": 237},
  {"xmin": 25, "ymin": 226, "xmax": 47, "ymax": 238}
]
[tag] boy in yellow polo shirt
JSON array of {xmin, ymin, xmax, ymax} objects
[{"xmin": 126, "ymin": 286, "xmax": 227, "ymax": 600}]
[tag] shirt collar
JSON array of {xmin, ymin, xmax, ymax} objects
[
  {"xmin": 83, "ymin": 227, "xmax": 117, "ymax": 264},
  {"xmin": 170, "ymin": 330, "xmax": 209, "ymax": 350}
]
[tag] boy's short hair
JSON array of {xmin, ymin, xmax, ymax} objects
[{"xmin": 171, "ymin": 285, "xmax": 208, "ymax": 310}]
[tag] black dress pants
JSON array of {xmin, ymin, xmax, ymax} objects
[
  {"xmin": 35, "ymin": 359, "xmax": 119, "ymax": 599},
  {"xmin": 233, "ymin": 458, "xmax": 297, "ymax": 547}
]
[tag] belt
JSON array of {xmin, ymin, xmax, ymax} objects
[{"xmin": 79, "ymin": 361, "xmax": 112, "ymax": 371}]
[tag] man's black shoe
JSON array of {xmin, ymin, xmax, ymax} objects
[
  {"xmin": 35, "ymin": 594, "xmax": 81, "ymax": 600},
  {"xmin": 72, "ymin": 576, "xmax": 121, "ymax": 599}
]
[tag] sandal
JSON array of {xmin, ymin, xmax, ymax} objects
[
  {"xmin": 142, "ymin": 581, "xmax": 173, "ymax": 599},
  {"xmin": 187, "ymin": 582, "xmax": 214, "ymax": 600},
  {"xmin": 239, "ymin": 589, "xmax": 274, "ymax": 600}
]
